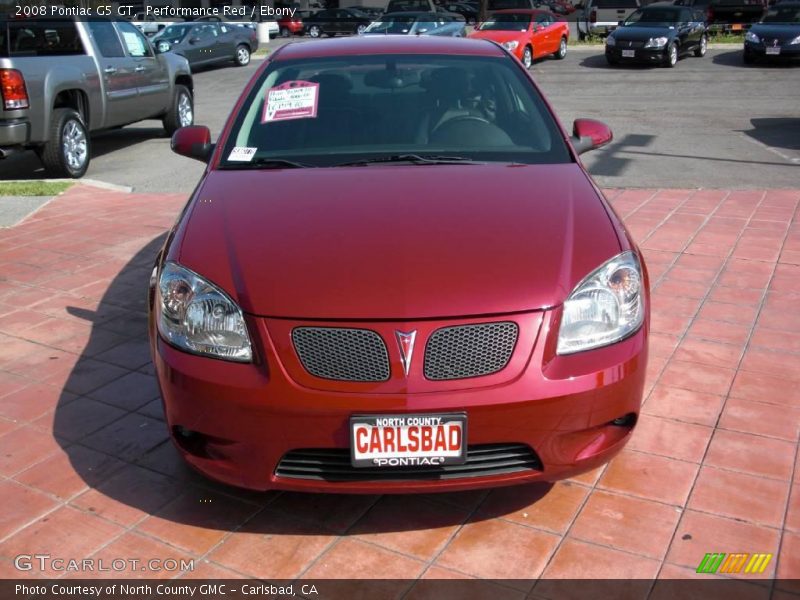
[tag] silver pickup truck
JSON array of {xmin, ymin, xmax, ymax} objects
[{"xmin": 0, "ymin": 18, "xmax": 193, "ymax": 178}]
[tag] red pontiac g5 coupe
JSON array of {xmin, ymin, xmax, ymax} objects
[{"xmin": 151, "ymin": 36, "xmax": 649, "ymax": 493}]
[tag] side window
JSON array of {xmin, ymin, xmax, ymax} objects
[
  {"xmin": 87, "ymin": 20, "xmax": 125, "ymax": 58},
  {"xmin": 117, "ymin": 21, "xmax": 153, "ymax": 57}
]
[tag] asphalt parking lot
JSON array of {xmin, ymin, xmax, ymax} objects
[{"xmin": 1, "ymin": 40, "xmax": 797, "ymax": 192}]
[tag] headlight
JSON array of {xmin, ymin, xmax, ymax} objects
[
  {"xmin": 156, "ymin": 262, "xmax": 252, "ymax": 362},
  {"xmin": 502, "ymin": 40, "xmax": 519, "ymax": 51},
  {"xmin": 790, "ymin": 35, "xmax": 800, "ymax": 45},
  {"xmin": 606, "ymin": 36, "xmax": 616, "ymax": 46},
  {"xmin": 644, "ymin": 36, "xmax": 669, "ymax": 49},
  {"xmin": 745, "ymin": 31, "xmax": 760, "ymax": 43},
  {"xmin": 556, "ymin": 251, "xmax": 644, "ymax": 355}
]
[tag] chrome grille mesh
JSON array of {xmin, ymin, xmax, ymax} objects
[
  {"xmin": 424, "ymin": 322, "xmax": 518, "ymax": 380},
  {"xmin": 292, "ymin": 327, "xmax": 390, "ymax": 382}
]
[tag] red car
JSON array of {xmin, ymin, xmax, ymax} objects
[
  {"xmin": 470, "ymin": 9, "xmax": 570, "ymax": 68},
  {"xmin": 277, "ymin": 14, "xmax": 305, "ymax": 37},
  {"xmin": 155, "ymin": 36, "xmax": 649, "ymax": 493}
]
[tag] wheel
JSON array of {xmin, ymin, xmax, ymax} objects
[
  {"xmin": 743, "ymin": 49, "xmax": 756, "ymax": 64},
  {"xmin": 355, "ymin": 23, "xmax": 367, "ymax": 35},
  {"xmin": 280, "ymin": 26, "xmax": 290, "ymax": 37},
  {"xmin": 162, "ymin": 84, "xmax": 193, "ymax": 137},
  {"xmin": 694, "ymin": 34, "xmax": 707, "ymax": 57},
  {"xmin": 605, "ymin": 53, "xmax": 619, "ymax": 66},
  {"xmin": 234, "ymin": 44, "xmax": 250, "ymax": 67},
  {"xmin": 664, "ymin": 42, "xmax": 678, "ymax": 67},
  {"xmin": 555, "ymin": 36, "xmax": 567, "ymax": 59},
  {"xmin": 308, "ymin": 25, "xmax": 321, "ymax": 37},
  {"xmin": 522, "ymin": 45, "xmax": 533, "ymax": 69},
  {"xmin": 38, "ymin": 108, "xmax": 90, "ymax": 178}
]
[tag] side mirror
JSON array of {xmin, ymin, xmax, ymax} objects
[
  {"xmin": 572, "ymin": 118, "xmax": 612, "ymax": 154},
  {"xmin": 171, "ymin": 126, "xmax": 214, "ymax": 162},
  {"xmin": 188, "ymin": 36, "xmax": 200, "ymax": 44}
]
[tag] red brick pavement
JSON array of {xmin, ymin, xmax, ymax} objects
[{"xmin": 0, "ymin": 185, "xmax": 798, "ymax": 589}]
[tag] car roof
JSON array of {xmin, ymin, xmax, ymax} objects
[
  {"xmin": 490, "ymin": 8, "xmax": 553, "ymax": 14},
  {"xmin": 380, "ymin": 10, "xmax": 442, "ymax": 15},
  {"xmin": 272, "ymin": 36, "xmax": 505, "ymax": 60}
]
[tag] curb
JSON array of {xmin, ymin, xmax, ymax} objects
[{"xmin": 0, "ymin": 178, "xmax": 133, "ymax": 193}]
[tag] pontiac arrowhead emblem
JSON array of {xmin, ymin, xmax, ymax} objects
[{"xmin": 395, "ymin": 330, "xmax": 417, "ymax": 377}]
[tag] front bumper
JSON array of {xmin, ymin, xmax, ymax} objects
[
  {"xmin": 151, "ymin": 309, "xmax": 647, "ymax": 493},
  {"xmin": 606, "ymin": 46, "xmax": 668, "ymax": 64},
  {"xmin": 744, "ymin": 40, "xmax": 800, "ymax": 59}
]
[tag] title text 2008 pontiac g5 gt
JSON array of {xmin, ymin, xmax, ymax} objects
[{"xmin": 149, "ymin": 36, "xmax": 649, "ymax": 493}]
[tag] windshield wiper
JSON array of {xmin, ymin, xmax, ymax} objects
[
  {"xmin": 220, "ymin": 158, "xmax": 315, "ymax": 170},
  {"xmin": 334, "ymin": 154, "xmax": 483, "ymax": 167}
]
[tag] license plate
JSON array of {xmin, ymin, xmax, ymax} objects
[
  {"xmin": 731, "ymin": 23, "xmax": 743, "ymax": 30},
  {"xmin": 766, "ymin": 47, "xmax": 781, "ymax": 55},
  {"xmin": 622, "ymin": 49, "xmax": 635, "ymax": 58},
  {"xmin": 350, "ymin": 413, "xmax": 467, "ymax": 468}
]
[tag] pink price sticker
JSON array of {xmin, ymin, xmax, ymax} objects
[{"xmin": 262, "ymin": 81, "xmax": 320, "ymax": 124}]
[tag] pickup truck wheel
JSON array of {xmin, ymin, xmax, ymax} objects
[
  {"xmin": 555, "ymin": 36, "xmax": 567, "ymax": 59},
  {"xmin": 694, "ymin": 34, "xmax": 707, "ymax": 57},
  {"xmin": 162, "ymin": 85, "xmax": 193, "ymax": 137},
  {"xmin": 39, "ymin": 108, "xmax": 90, "ymax": 179},
  {"xmin": 235, "ymin": 44, "xmax": 251, "ymax": 67}
]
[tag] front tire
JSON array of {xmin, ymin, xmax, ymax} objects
[
  {"xmin": 522, "ymin": 45, "xmax": 533, "ymax": 69},
  {"xmin": 355, "ymin": 23, "xmax": 367, "ymax": 35},
  {"xmin": 743, "ymin": 49, "xmax": 756, "ymax": 64},
  {"xmin": 39, "ymin": 108, "xmax": 90, "ymax": 179},
  {"xmin": 694, "ymin": 34, "xmax": 707, "ymax": 57},
  {"xmin": 664, "ymin": 42, "xmax": 678, "ymax": 67},
  {"xmin": 235, "ymin": 44, "xmax": 250, "ymax": 67},
  {"xmin": 606, "ymin": 53, "xmax": 619, "ymax": 66},
  {"xmin": 308, "ymin": 25, "xmax": 321, "ymax": 38},
  {"xmin": 555, "ymin": 36, "xmax": 567, "ymax": 59},
  {"xmin": 162, "ymin": 84, "xmax": 193, "ymax": 137}
]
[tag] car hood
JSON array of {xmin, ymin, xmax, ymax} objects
[
  {"xmin": 468, "ymin": 29, "xmax": 528, "ymax": 43},
  {"xmin": 611, "ymin": 25, "xmax": 677, "ymax": 41},
  {"xmin": 173, "ymin": 164, "xmax": 622, "ymax": 319},
  {"xmin": 750, "ymin": 23, "xmax": 800, "ymax": 41}
]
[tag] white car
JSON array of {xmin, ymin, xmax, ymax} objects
[{"xmin": 132, "ymin": 13, "xmax": 185, "ymax": 36}]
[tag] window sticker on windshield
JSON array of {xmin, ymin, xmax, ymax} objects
[
  {"xmin": 228, "ymin": 147, "xmax": 257, "ymax": 162},
  {"xmin": 262, "ymin": 81, "xmax": 320, "ymax": 123}
]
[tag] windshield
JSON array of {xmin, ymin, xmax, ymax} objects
[
  {"xmin": 762, "ymin": 6, "xmax": 800, "ymax": 22},
  {"xmin": 157, "ymin": 24, "xmax": 191, "ymax": 41},
  {"xmin": 365, "ymin": 16, "xmax": 419, "ymax": 33},
  {"xmin": 219, "ymin": 54, "xmax": 571, "ymax": 168},
  {"xmin": 478, "ymin": 13, "xmax": 532, "ymax": 30},
  {"xmin": 624, "ymin": 8, "xmax": 681, "ymax": 24}
]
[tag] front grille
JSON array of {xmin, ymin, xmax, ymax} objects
[
  {"xmin": 424, "ymin": 322, "xmax": 518, "ymax": 380},
  {"xmin": 620, "ymin": 40, "xmax": 645, "ymax": 49},
  {"xmin": 275, "ymin": 443, "xmax": 542, "ymax": 481},
  {"xmin": 292, "ymin": 327, "xmax": 390, "ymax": 382}
]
